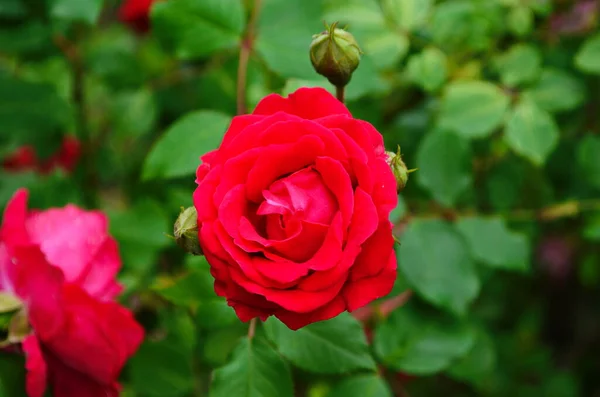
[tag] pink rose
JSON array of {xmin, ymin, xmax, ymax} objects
[
  {"xmin": 193, "ymin": 87, "xmax": 398, "ymax": 330},
  {"xmin": 5, "ymin": 189, "xmax": 122, "ymax": 300},
  {"xmin": 0, "ymin": 190, "xmax": 144, "ymax": 397}
]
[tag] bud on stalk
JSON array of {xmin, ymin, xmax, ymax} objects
[
  {"xmin": 386, "ymin": 147, "xmax": 412, "ymax": 192},
  {"xmin": 309, "ymin": 22, "xmax": 362, "ymax": 89},
  {"xmin": 174, "ymin": 207, "xmax": 203, "ymax": 256}
]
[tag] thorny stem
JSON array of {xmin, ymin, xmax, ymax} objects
[
  {"xmin": 53, "ymin": 34, "xmax": 97, "ymax": 208},
  {"xmin": 397, "ymin": 198, "xmax": 600, "ymax": 225},
  {"xmin": 248, "ymin": 318, "xmax": 257, "ymax": 340},
  {"xmin": 335, "ymin": 85, "xmax": 345, "ymax": 103},
  {"xmin": 377, "ymin": 290, "xmax": 413, "ymax": 319},
  {"xmin": 236, "ymin": 0, "xmax": 262, "ymax": 115}
]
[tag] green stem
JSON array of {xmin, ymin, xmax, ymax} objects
[
  {"xmin": 248, "ymin": 318, "xmax": 257, "ymax": 340},
  {"xmin": 236, "ymin": 0, "xmax": 262, "ymax": 115},
  {"xmin": 335, "ymin": 85, "xmax": 345, "ymax": 103},
  {"xmin": 54, "ymin": 34, "xmax": 97, "ymax": 208}
]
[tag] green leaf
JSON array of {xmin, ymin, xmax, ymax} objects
[
  {"xmin": 524, "ymin": 68, "xmax": 585, "ymax": 113},
  {"xmin": 327, "ymin": 375, "xmax": 392, "ymax": 397},
  {"xmin": 263, "ymin": 313, "xmax": 376, "ymax": 374},
  {"xmin": 153, "ymin": 271, "xmax": 215, "ymax": 308},
  {"xmin": 584, "ymin": 212, "xmax": 600, "ymax": 241},
  {"xmin": 111, "ymin": 88, "xmax": 157, "ymax": 139},
  {"xmin": 153, "ymin": 258, "xmax": 238, "ymax": 329},
  {"xmin": 381, "ymin": 0, "xmax": 434, "ymax": 31},
  {"xmin": 49, "ymin": 0, "xmax": 104, "ymax": 24},
  {"xmin": 508, "ymin": 5, "xmax": 533, "ymax": 37},
  {"xmin": 202, "ymin": 326, "xmax": 247, "ymax": 366},
  {"xmin": 256, "ymin": 0, "xmax": 323, "ymax": 79},
  {"xmin": 108, "ymin": 199, "xmax": 170, "ymax": 273},
  {"xmin": 430, "ymin": 1, "xmax": 503, "ymax": 52},
  {"xmin": 389, "ymin": 195, "xmax": 407, "ymax": 222},
  {"xmin": 151, "ymin": 0, "xmax": 244, "ymax": 60},
  {"xmin": 447, "ymin": 328, "xmax": 496, "ymax": 387},
  {"xmin": 406, "ymin": 47, "xmax": 448, "ymax": 92},
  {"xmin": 504, "ymin": 98, "xmax": 559, "ymax": 166},
  {"xmin": 142, "ymin": 110, "xmax": 231, "ymax": 180},
  {"xmin": 0, "ymin": 0, "xmax": 26, "ymax": 18},
  {"xmin": 575, "ymin": 33, "xmax": 600, "ymax": 74},
  {"xmin": 0, "ymin": 22, "xmax": 53, "ymax": 56},
  {"xmin": 129, "ymin": 312, "xmax": 196, "ymax": 397},
  {"xmin": 0, "ymin": 76, "xmax": 70, "ymax": 137},
  {"xmin": 439, "ymin": 81, "xmax": 509, "ymax": 139},
  {"xmin": 456, "ymin": 217, "xmax": 530, "ymax": 272},
  {"xmin": 210, "ymin": 338, "xmax": 294, "ymax": 397},
  {"xmin": 0, "ymin": 354, "xmax": 26, "ymax": 397},
  {"xmin": 374, "ymin": 307, "xmax": 476, "ymax": 374},
  {"xmin": 415, "ymin": 129, "xmax": 472, "ymax": 207},
  {"xmin": 494, "ymin": 44, "xmax": 541, "ymax": 87},
  {"xmin": 397, "ymin": 219, "xmax": 479, "ymax": 315},
  {"xmin": 576, "ymin": 135, "xmax": 600, "ymax": 188}
]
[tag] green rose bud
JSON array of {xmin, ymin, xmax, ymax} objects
[
  {"xmin": 309, "ymin": 22, "xmax": 362, "ymax": 87},
  {"xmin": 386, "ymin": 147, "xmax": 411, "ymax": 192},
  {"xmin": 174, "ymin": 206, "xmax": 203, "ymax": 256}
]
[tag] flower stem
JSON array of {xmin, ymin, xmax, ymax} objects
[
  {"xmin": 335, "ymin": 85, "xmax": 345, "ymax": 103},
  {"xmin": 236, "ymin": 0, "xmax": 262, "ymax": 115},
  {"xmin": 53, "ymin": 34, "xmax": 97, "ymax": 208},
  {"xmin": 248, "ymin": 318, "xmax": 257, "ymax": 340}
]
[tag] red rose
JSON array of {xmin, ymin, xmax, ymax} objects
[
  {"xmin": 3, "ymin": 136, "xmax": 81, "ymax": 175},
  {"xmin": 0, "ymin": 190, "xmax": 144, "ymax": 397},
  {"xmin": 193, "ymin": 87, "xmax": 398, "ymax": 330},
  {"xmin": 118, "ymin": 0, "xmax": 156, "ymax": 33}
]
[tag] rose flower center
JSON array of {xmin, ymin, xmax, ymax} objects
[{"xmin": 252, "ymin": 168, "xmax": 338, "ymax": 262}]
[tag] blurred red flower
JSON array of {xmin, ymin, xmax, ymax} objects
[
  {"xmin": 3, "ymin": 136, "xmax": 81, "ymax": 175},
  {"xmin": 119, "ymin": 0, "xmax": 157, "ymax": 33}
]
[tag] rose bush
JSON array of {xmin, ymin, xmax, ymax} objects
[
  {"xmin": 0, "ymin": 189, "xmax": 144, "ymax": 397},
  {"xmin": 193, "ymin": 87, "xmax": 398, "ymax": 330}
]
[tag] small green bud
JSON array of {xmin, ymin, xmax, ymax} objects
[
  {"xmin": 310, "ymin": 22, "xmax": 362, "ymax": 87},
  {"xmin": 174, "ymin": 207, "xmax": 203, "ymax": 256},
  {"xmin": 386, "ymin": 147, "xmax": 411, "ymax": 192}
]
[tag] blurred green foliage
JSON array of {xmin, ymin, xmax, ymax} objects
[{"xmin": 1, "ymin": 0, "xmax": 600, "ymax": 396}]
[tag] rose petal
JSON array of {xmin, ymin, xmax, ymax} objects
[
  {"xmin": 253, "ymin": 87, "xmax": 351, "ymax": 120},
  {"xmin": 78, "ymin": 237, "xmax": 123, "ymax": 301},
  {"xmin": 345, "ymin": 188, "xmax": 379, "ymax": 248},
  {"xmin": 0, "ymin": 188, "xmax": 30, "ymax": 247},
  {"xmin": 219, "ymin": 114, "xmax": 265, "ymax": 150},
  {"xmin": 23, "ymin": 335, "xmax": 48, "ymax": 397},
  {"xmin": 314, "ymin": 157, "xmax": 354, "ymax": 228},
  {"xmin": 350, "ymin": 222, "xmax": 395, "ymax": 281},
  {"xmin": 11, "ymin": 246, "xmax": 65, "ymax": 340},
  {"xmin": 245, "ymin": 135, "xmax": 325, "ymax": 202},
  {"xmin": 275, "ymin": 296, "xmax": 346, "ymax": 331},
  {"xmin": 43, "ymin": 285, "xmax": 143, "ymax": 385},
  {"xmin": 194, "ymin": 164, "xmax": 222, "ymax": 222},
  {"xmin": 45, "ymin": 351, "xmax": 121, "ymax": 397},
  {"xmin": 343, "ymin": 252, "xmax": 397, "ymax": 311},
  {"xmin": 228, "ymin": 264, "xmax": 346, "ymax": 313},
  {"xmin": 369, "ymin": 158, "xmax": 398, "ymax": 221}
]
